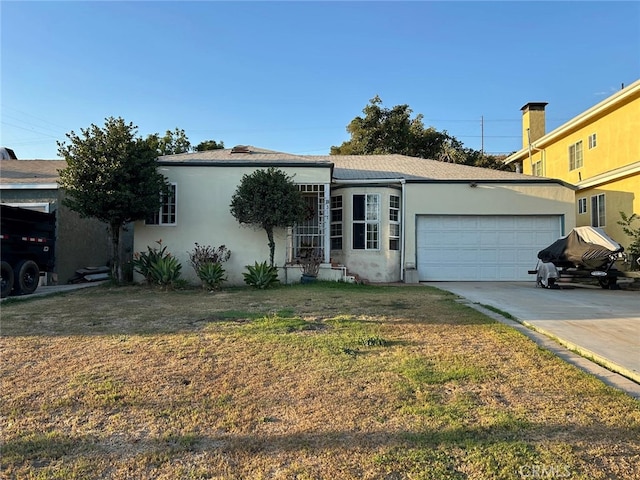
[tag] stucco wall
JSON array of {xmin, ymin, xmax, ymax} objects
[
  {"xmin": 134, "ymin": 165, "xmax": 332, "ymax": 286},
  {"xmin": 402, "ymin": 182, "xmax": 576, "ymax": 270}
]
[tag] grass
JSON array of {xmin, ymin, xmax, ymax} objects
[{"xmin": 1, "ymin": 281, "xmax": 639, "ymax": 479}]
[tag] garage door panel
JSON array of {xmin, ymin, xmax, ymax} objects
[{"xmin": 417, "ymin": 215, "xmax": 562, "ymax": 281}]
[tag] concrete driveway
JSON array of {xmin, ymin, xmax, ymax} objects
[{"xmin": 424, "ymin": 281, "xmax": 640, "ymax": 398}]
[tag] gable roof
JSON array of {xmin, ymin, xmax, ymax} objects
[
  {"xmin": 0, "ymin": 160, "xmax": 66, "ymax": 187},
  {"xmin": 157, "ymin": 146, "xmax": 331, "ymax": 167}
]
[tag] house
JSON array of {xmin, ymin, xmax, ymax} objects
[
  {"xmin": 0, "ymin": 159, "xmax": 112, "ymax": 283},
  {"xmin": 133, "ymin": 146, "xmax": 575, "ymax": 284},
  {"xmin": 505, "ymin": 79, "xmax": 640, "ymax": 251}
]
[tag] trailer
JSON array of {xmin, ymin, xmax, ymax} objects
[{"xmin": 1, "ymin": 204, "xmax": 56, "ymax": 298}]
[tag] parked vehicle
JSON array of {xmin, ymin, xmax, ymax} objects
[
  {"xmin": 531, "ymin": 226, "xmax": 626, "ymax": 289},
  {"xmin": 1, "ymin": 204, "xmax": 56, "ymax": 298}
]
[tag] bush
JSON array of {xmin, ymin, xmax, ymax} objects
[
  {"xmin": 188, "ymin": 243, "xmax": 231, "ymax": 272},
  {"xmin": 133, "ymin": 240, "xmax": 182, "ymax": 288},
  {"xmin": 197, "ymin": 262, "xmax": 227, "ymax": 290},
  {"xmin": 243, "ymin": 261, "xmax": 280, "ymax": 289}
]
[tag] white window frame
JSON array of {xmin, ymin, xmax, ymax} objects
[
  {"xmin": 330, "ymin": 195, "xmax": 343, "ymax": 250},
  {"xmin": 591, "ymin": 193, "xmax": 605, "ymax": 227},
  {"xmin": 389, "ymin": 194, "xmax": 400, "ymax": 251},
  {"xmin": 146, "ymin": 183, "xmax": 177, "ymax": 225},
  {"xmin": 588, "ymin": 133, "xmax": 597, "ymax": 149},
  {"xmin": 569, "ymin": 141, "xmax": 583, "ymax": 171},
  {"xmin": 352, "ymin": 194, "xmax": 380, "ymax": 250},
  {"xmin": 293, "ymin": 184, "xmax": 325, "ymax": 259},
  {"xmin": 532, "ymin": 159, "xmax": 544, "ymax": 177},
  {"xmin": 577, "ymin": 197, "xmax": 587, "ymax": 215}
]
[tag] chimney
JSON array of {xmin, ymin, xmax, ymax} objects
[{"xmin": 520, "ymin": 102, "xmax": 547, "ymax": 149}]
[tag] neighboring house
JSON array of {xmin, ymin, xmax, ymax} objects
[
  {"xmin": 0, "ymin": 159, "xmax": 112, "ymax": 283},
  {"xmin": 134, "ymin": 146, "xmax": 575, "ymax": 284},
  {"xmin": 505, "ymin": 79, "xmax": 640, "ymax": 251}
]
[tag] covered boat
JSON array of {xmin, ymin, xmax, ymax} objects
[{"xmin": 537, "ymin": 226, "xmax": 624, "ymax": 269}]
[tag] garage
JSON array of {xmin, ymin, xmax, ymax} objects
[{"xmin": 417, "ymin": 215, "xmax": 563, "ymax": 281}]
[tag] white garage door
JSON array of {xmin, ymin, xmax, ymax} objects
[{"xmin": 417, "ymin": 215, "xmax": 562, "ymax": 281}]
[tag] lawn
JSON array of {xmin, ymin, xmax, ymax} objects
[{"xmin": 1, "ymin": 282, "xmax": 639, "ymax": 479}]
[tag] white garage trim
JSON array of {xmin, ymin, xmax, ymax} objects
[{"xmin": 417, "ymin": 215, "xmax": 563, "ymax": 281}]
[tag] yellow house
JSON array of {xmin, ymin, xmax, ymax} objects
[{"xmin": 505, "ymin": 79, "xmax": 640, "ymax": 251}]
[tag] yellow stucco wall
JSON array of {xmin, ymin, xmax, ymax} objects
[{"xmin": 134, "ymin": 165, "xmax": 332, "ymax": 286}]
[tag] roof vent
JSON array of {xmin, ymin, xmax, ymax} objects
[{"xmin": 230, "ymin": 145, "xmax": 251, "ymax": 154}]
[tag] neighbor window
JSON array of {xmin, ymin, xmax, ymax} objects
[
  {"xmin": 330, "ymin": 195, "xmax": 343, "ymax": 250},
  {"xmin": 389, "ymin": 194, "xmax": 400, "ymax": 250},
  {"xmin": 146, "ymin": 183, "xmax": 177, "ymax": 225},
  {"xmin": 569, "ymin": 141, "xmax": 583, "ymax": 170},
  {"xmin": 578, "ymin": 197, "xmax": 587, "ymax": 215},
  {"xmin": 591, "ymin": 193, "xmax": 605, "ymax": 227},
  {"xmin": 588, "ymin": 133, "xmax": 597, "ymax": 149},
  {"xmin": 532, "ymin": 160, "xmax": 543, "ymax": 177},
  {"xmin": 353, "ymin": 194, "xmax": 379, "ymax": 250}
]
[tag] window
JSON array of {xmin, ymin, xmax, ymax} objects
[
  {"xmin": 293, "ymin": 184, "xmax": 325, "ymax": 259},
  {"xmin": 591, "ymin": 193, "xmax": 605, "ymax": 227},
  {"xmin": 352, "ymin": 194, "xmax": 379, "ymax": 250},
  {"xmin": 146, "ymin": 183, "xmax": 177, "ymax": 225},
  {"xmin": 532, "ymin": 160, "xmax": 543, "ymax": 177},
  {"xmin": 330, "ymin": 195, "xmax": 343, "ymax": 250},
  {"xmin": 578, "ymin": 197, "xmax": 587, "ymax": 215},
  {"xmin": 588, "ymin": 133, "xmax": 597, "ymax": 149},
  {"xmin": 569, "ymin": 141, "xmax": 583, "ymax": 170},
  {"xmin": 389, "ymin": 195, "xmax": 400, "ymax": 250}
]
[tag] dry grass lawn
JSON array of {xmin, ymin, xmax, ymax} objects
[{"xmin": 1, "ymin": 282, "xmax": 639, "ymax": 479}]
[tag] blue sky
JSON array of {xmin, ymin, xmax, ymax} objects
[{"xmin": 1, "ymin": 1, "xmax": 639, "ymax": 159}]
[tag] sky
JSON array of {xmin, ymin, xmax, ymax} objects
[{"xmin": 1, "ymin": 1, "xmax": 639, "ymax": 160}]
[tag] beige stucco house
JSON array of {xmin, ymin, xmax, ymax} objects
[{"xmin": 134, "ymin": 147, "xmax": 575, "ymax": 285}]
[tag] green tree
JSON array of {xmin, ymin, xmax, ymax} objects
[
  {"xmin": 332, "ymin": 96, "xmax": 513, "ymax": 170},
  {"xmin": 195, "ymin": 139, "xmax": 225, "ymax": 151},
  {"xmin": 57, "ymin": 117, "xmax": 169, "ymax": 284},
  {"xmin": 145, "ymin": 128, "xmax": 191, "ymax": 155},
  {"xmin": 230, "ymin": 167, "xmax": 307, "ymax": 267}
]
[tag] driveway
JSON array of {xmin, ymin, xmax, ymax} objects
[{"xmin": 424, "ymin": 281, "xmax": 640, "ymax": 398}]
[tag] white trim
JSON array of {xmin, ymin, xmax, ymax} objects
[
  {"xmin": 0, "ymin": 183, "xmax": 58, "ymax": 190},
  {"xmin": 2, "ymin": 202, "xmax": 51, "ymax": 213},
  {"xmin": 576, "ymin": 161, "xmax": 640, "ymax": 189}
]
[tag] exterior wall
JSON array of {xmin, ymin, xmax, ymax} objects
[
  {"xmin": 134, "ymin": 165, "xmax": 332, "ymax": 286},
  {"xmin": 329, "ymin": 185, "xmax": 403, "ymax": 283},
  {"xmin": 402, "ymin": 182, "xmax": 576, "ymax": 271},
  {"xmin": 575, "ymin": 174, "xmax": 640, "ymax": 248}
]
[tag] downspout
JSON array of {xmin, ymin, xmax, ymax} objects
[{"xmin": 527, "ymin": 128, "xmax": 544, "ymax": 173}]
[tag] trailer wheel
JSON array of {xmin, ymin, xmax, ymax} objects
[
  {"xmin": 1, "ymin": 261, "xmax": 14, "ymax": 298},
  {"xmin": 598, "ymin": 276, "xmax": 618, "ymax": 290},
  {"xmin": 15, "ymin": 260, "xmax": 40, "ymax": 295}
]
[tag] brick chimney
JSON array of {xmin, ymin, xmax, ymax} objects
[{"xmin": 520, "ymin": 103, "xmax": 547, "ymax": 149}]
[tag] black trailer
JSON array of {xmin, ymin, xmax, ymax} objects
[{"xmin": 1, "ymin": 204, "xmax": 56, "ymax": 298}]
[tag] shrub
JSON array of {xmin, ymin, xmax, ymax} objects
[
  {"xmin": 188, "ymin": 243, "xmax": 231, "ymax": 272},
  {"xmin": 197, "ymin": 262, "xmax": 227, "ymax": 290},
  {"xmin": 133, "ymin": 240, "xmax": 182, "ymax": 287},
  {"xmin": 243, "ymin": 261, "xmax": 279, "ymax": 289}
]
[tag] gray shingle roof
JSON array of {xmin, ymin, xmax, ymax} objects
[
  {"xmin": 158, "ymin": 146, "xmax": 330, "ymax": 165},
  {"xmin": 0, "ymin": 160, "xmax": 65, "ymax": 185}
]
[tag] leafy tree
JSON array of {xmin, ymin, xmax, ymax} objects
[
  {"xmin": 195, "ymin": 139, "xmax": 225, "ymax": 151},
  {"xmin": 332, "ymin": 96, "xmax": 513, "ymax": 170},
  {"xmin": 230, "ymin": 167, "xmax": 307, "ymax": 267},
  {"xmin": 57, "ymin": 117, "xmax": 170, "ymax": 284},
  {"xmin": 146, "ymin": 128, "xmax": 191, "ymax": 155}
]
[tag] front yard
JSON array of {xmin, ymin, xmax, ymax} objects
[{"xmin": 1, "ymin": 283, "xmax": 639, "ymax": 479}]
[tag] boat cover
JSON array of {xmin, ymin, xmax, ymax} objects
[{"xmin": 537, "ymin": 226, "xmax": 623, "ymax": 269}]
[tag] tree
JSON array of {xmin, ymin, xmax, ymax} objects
[
  {"xmin": 332, "ymin": 96, "xmax": 513, "ymax": 170},
  {"xmin": 195, "ymin": 139, "xmax": 225, "ymax": 151},
  {"xmin": 230, "ymin": 167, "xmax": 307, "ymax": 267},
  {"xmin": 145, "ymin": 128, "xmax": 191, "ymax": 155},
  {"xmin": 57, "ymin": 117, "xmax": 170, "ymax": 284}
]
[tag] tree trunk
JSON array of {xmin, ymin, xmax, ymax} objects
[
  {"xmin": 266, "ymin": 227, "xmax": 275, "ymax": 267},
  {"xmin": 109, "ymin": 222, "xmax": 123, "ymax": 284}
]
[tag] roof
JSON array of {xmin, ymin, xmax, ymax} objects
[
  {"xmin": 506, "ymin": 78, "xmax": 640, "ymax": 164},
  {"xmin": 157, "ymin": 146, "xmax": 331, "ymax": 167},
  {"xmin": 0, "ymin": 160, "xmax": 66, "ymax": 186},
  {"xmin": 315, "ymin": 154, "xmax": 544, "ymax": 182}
]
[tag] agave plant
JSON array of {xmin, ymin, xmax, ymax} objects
[{"xmin": 243, "ymin": 261, "xmax": 279, "ymax": 289}]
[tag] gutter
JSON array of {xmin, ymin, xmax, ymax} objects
[{"xmin": 0, "ymin": 183, "xmax": 59, "ymax": 190}]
